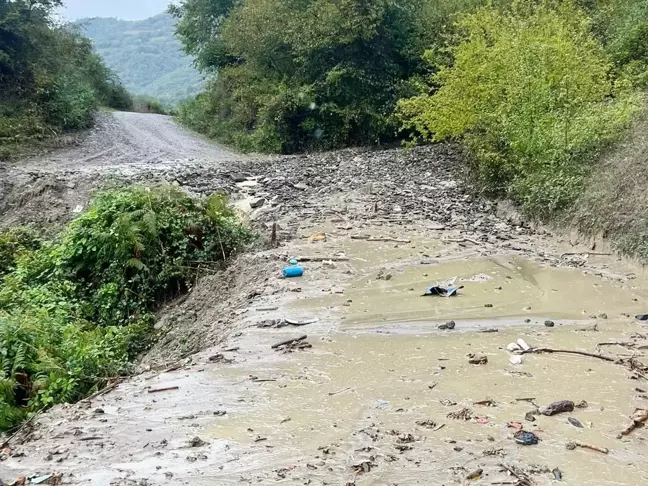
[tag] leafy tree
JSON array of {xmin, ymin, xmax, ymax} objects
[{"xmin": 398, "ymin": 0, "xmax": 640, "ymax": 218}]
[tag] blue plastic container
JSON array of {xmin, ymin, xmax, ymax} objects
[{"xmin": 283, "ymin": 266, "xmax": 304, "ymax": 278}]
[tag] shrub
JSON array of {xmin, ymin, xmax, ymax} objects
[
  {"xmin": 0, "ymin": 186, "xmax": 255, "ymax": 430},
  {"xmin": 399, "ymin": 0, "xmax": 641, "ymax": 218}
]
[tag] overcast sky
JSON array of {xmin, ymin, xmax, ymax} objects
[{"xmin": 61, "ymin": 0, "xmax": 173, "ymax": 21}]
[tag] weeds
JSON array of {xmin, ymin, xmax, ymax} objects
[{"xmin": 0, "ymin": 186, "xmax": 254, "ymax": 430}]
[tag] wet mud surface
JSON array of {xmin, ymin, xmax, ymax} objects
[{"xmin": 2, "ymin": 113, "xmax": 648, "ymax": 485}]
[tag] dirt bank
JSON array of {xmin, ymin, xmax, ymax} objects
[{"xmin": 2, "ymin": 112, "xmax": 648, "ymax": 486}]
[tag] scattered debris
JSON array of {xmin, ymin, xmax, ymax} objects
[
  {"xmin": 148, "ymin": 386, "xmax": 179, "ymax": 393},
  {"xmin": 208, "ymin": 353, "xmax": 234, "ymax": 364},
  {"xmin": 271, "ymin": 335, "xmax": 308, "ymax": 349},
  {"xmin": 514, "ymin": 430, "xmax": 538, "ymax": 446},
  {"xmin": 524, "ymin": 412, "xmax": 536, "ymax": 422},
  {"xmin": 552, "ymin": 468, "xmax": 563, "ymax": 481},
  {"xmin": 509, "ymin": 355, "xmax": 524, "ymax": 365},
  {"xmin": 295, "ymin": 255, "xmax": 349, "ymax": 262},
  {"xmin": 568, "ymin": 417, "xmax": 584, "ymax": 428},
  {"xmin": 618, "ymin": 408, "xmax": 648, "ymax": 438},
  {"xmin": 328, "ymin": 387, "xmax": 353, "ymax": 397},
  {"xmin": 566, "ymin": 441, "xmax": 609, "ymax": 454},
  {"xmin": 351, "ymin": 460, "xmax": 376, "ymax": 474},
  {"xmin": 474, "ymin": 397, "xmax": 496, "ymax": 407},
  {"xmin": 422, "ymin": 284, "xmax": 464, "ymax": 297},
  {"xmin": 447, "ymin": 408, "xmax": 473, "ymax": 420},
  {"xmin": 468, "ymin": 354, "xmax": 488, "ymax": 365},
  {"xmin": 415, "ymin": 419, "xmax": 437, "ymax": 428},
  {"xmin": 541, "ymin": 401, "xmax": 574, "ymax": 416},
  {"xmin": 259, "ymin": 318, "xmax": 319, "ymax": 328},
  {"xmin": 516, "ymin": 339, "xmax": 531, "ymax": 351},
  {"xmin": 438, "ymin": 320, "xmax": 456, "ymax": 330},
  {"xmin": 499, "ymin": 463, "xmax": 535, "ymax": 486},
  {"xmin": 189, "ymin": 436, "xmax": 207, "ymax": 448},
  {"xmin": 283, "ymin": 266, "xmax": 304, "ymax": 278},
  {"xmin": 465, "ymin": 468, "xmax": 483, "ymax": 480}
]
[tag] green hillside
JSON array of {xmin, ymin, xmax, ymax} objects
[{"xmin": 79, "ymin": 14, "xmax": 203, "ymax": 105}]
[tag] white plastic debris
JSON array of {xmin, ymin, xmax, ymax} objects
[
  {"xmin": 516, "ymin": 338, "xmax": 531, "ymax": 351},
  {"xmin": 507, "ymin": 342, "xmax": 522, "ymax": 352},
  {"xmin": 509, "ymin": 355, "xmax": 524, "ymax": 365}
]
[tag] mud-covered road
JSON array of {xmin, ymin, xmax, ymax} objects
[{"xmin": 2, "ymin": 113, "xmax": 648, "ymax": 486}]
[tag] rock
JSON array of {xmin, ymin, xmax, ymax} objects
[
  {"xmin": 544, "ymin": 320, "xmax": 555, "ymax": 327},
  {"xmin": 249, "ymin": 197, "xmax": 266, "ymax": 209},
  {"xmin": 507, "ymin": 342, "xmax": 521, "ymax": 352},
  {"xmin": 468, "ymin": 354, "xmax": 488, "ymax": 365},
  {"xmin": 188, "ymin": 436, "xmax": 207, "ymax": 447},
  {"xmin": 445, "ymin": 320, "xmax": 456, "ymax": 330},
  {"xmin": 293, "ymin": 183, "xmax": 308, "ymax": 191},
  {"xmin": 598, "ymin": 313, "xmax": 608, "ymax": 319},
  {"xmin": 230, "ymin": 173, "xmax": 247, "ymax": 183},
  {"xmin": 540, "ymin": 400, "xmax": 574, "ymax": 416}
]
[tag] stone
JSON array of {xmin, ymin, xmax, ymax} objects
[
  {"xmin": 249, "ymin": 197, "xmax": 266, "ymax": 209},
  {"xmin": 544, "ymin": 320, "xmax": 555, "ymax": 327}
]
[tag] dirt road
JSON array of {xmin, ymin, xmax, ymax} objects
[{"xmin": 2, "ymin": 113, "xmax": 648, "ymax": 485}]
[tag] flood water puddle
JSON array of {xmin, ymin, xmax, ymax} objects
[
  {"xmin": 209, "ymin": 324, "xmax": 648, "ymax": 484},
  {"xmin": 292, "ymin": 254, "xmax": 647, "ymax": 328}
]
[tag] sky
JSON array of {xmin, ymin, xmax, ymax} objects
[{"xmin": 60, "ymin": 0, "xmax": 173, "ymax": 21}]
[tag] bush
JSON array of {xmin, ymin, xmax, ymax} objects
[
  {"xmin": 399, "ymin": 0, "xmax": 641, "ymax": 218},
  {"xmin": 0, "ymin": 186, "xmax": 255, "ymax": 430}
]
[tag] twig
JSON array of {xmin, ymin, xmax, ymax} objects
[
  {"xmin": 443, "ymin": 237, "xmax": 482, "ymax": 246},
  {"xmin": 522, "ymin": 348, "xmax": 615, "ymax": 362},
  {"xmin": 618, "ymin": 409, "xmax": 648, "ymax": 438},
  {"xmin": 499, "ymin": 463, "xmax": 535, "ymax": 486},
  {"xmin": 560, "ymin": 252, "xmax": 611, "ymax": 258},
  {"xmin": 85, "ymin": 377, "xmax": 125, "ymax": 396},
  {"xmin": 567, "ymin": 441, "xmax": 609, "ymax": 454},
  {"xmin": 3, "ymin": 409, "xmax": 45, "ymax": 447},
  {"xmin": 148, "ymin": 386, "xmax": 180, "ymax": 393},
  {"xmin": 328, "ymin": 386, "xmax": 353, "ymax": 396},
  {"xmin": 216, "ymin": 226, "xmax": 227, "ymax": 262},
  {"xmin": 78, "ymin": 436, "xmax": 105, "ymax": 441},
  {"xmin": 295, "ymin": 256, "xmax": 349, "ymax": 262},
  {"xmin": 271, "ymin": 335, "xmax": 307, "ymax": 349}
]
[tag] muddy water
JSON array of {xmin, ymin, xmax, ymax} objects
[
  {"xmin": 210, "ymin": 324, "xmax": 648, "ymax": 484},
  {"xmin": 205, "ymin": 230, "xmax": 648, "ymax": 484}
]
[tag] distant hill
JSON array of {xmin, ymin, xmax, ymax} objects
[{"xmin": 78, "ymin": 14, "xmax": 203, "ymax": 105}]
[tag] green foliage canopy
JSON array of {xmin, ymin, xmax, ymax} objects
[{"xmin": 398, "ymin": 0, "xmax": 641, "ymax": 218}]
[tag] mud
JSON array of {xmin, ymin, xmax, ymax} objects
[{"xmin": 2, "ymin": 113, "xmax": 648, "ymax": 485}]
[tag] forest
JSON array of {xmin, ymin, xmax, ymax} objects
[
  {"xmin": 79, "ymin": 14, "xmax": 203, "ymax": 106},
  {"xmin": 0, "ymin": 0, "xmax": 131, "ymax": 158},
  {"xmin": 173, "ymin": 0, "xmax": 648, "ymax": 217}
]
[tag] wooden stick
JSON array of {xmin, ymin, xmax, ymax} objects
[
  {"xmin": 560, "ymin": 252, "xmax": 611, "ymax": 258},
  {"xmin": 271, "ymin": 335, "xmax": 307, "ymax": 349},
  {"xmin": 148, "ymin": 386, "xmax": 180, "ymax": 393},
  {"xmin": 295, "ymin": 256, "xmax": 349, "ymax": 262},
  {"xmin": 522, "ymin": 348, "xmax": 616, "ymax": 362},
  {"xmin": 567, "ymin": 441, "xmax": 609, "ymax": 454},
  {"xmin": 618, "ymin": 409, "xmax": 648, "ymax": 438}
]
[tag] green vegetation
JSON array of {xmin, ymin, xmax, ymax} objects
[
  {"xmin": 79, "ymin": 14, "xmax": 203, "ymax": 107},
  {"xmin": 0, "ymin": 187, "xmax": 254, "ymax": 430},
  {"xmin": 0, "ymin": 0, "xmax": 131, "ymax": 157},
  {"xmin": 398, "ymin": 1, "xmax": 641, "ymax": 218},
  {"xmin": 171, "ymin": 0, "xmax": 489, "ymax": 153}
]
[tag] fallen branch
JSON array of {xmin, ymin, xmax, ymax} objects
[
  {"xmin": 560, "ymin": 252, "xmax": 612, "ymax": 258},
  {"xmin": 78, "ymin": 436, "xmax": 104, "ymax": 441},
  {"xmin": 295, "ymin": 256, "xmax": 349, "ymax": 262},
  {"xmin": 566, "ymin": 441, "xmax": 609, "ymax": 454},
  {"xmin": 522, "ymin": 348, "xmax": 615, "ymax": 362},
  {"xmin": 2, "ymin": 408, "xmax": 44, "ymax": 447},
  {"xmin": 443, "ymin": 237, "xmax": 482, "ymax": 246},
  {"xmin": 499, "ymin": 463, "xmax": 535, "ymax": 486},
  {"xmin": 148, "ymin": 386, "xmax": 180, "ymax": 393},
  {"xmin": 271, "ymin": 335, "xmax": 307, "ymax": 349},
  {"xmin": 328, "ymin": 386, "xmax": 353, "ymax": 397},
  {"xmin": 618, "ymin": 409, "xmax": 648, "ymax": 438}
]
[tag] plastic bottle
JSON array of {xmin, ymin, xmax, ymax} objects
[{"xmin": 283, "ymin": 266, "xmax": 304, "ymax": 278}]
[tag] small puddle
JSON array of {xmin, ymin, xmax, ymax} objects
[{"xmin": 293, "ymin": 254, "xmax": 647, "ymax": 327}]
